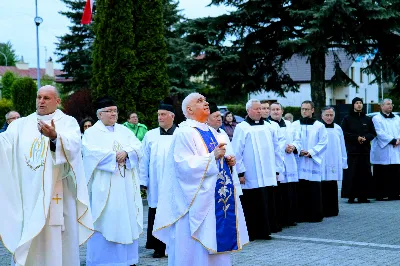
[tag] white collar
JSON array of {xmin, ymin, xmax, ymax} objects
[{"xmin": 183, "ymin": 118, "xmax": 209, "ymax": 131}]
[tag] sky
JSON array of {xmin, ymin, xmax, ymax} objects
[{"xmin": 0, "ymin": 0, "xmax": 231, "ymax": 70}]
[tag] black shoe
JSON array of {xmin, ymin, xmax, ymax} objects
[
  {"xmin": 376, "ymin": 197, "xmax": 386, "ymax": 201},
  {"xmin": 348, "ymin": 198, "xmax": 355, "ymax": 203},
  {"xmin": 152, "ymin": 251, "xmax": 165, "ymax": 258},
  {"xmin": 358, "ymin": 198, "xmax": 370, "ymax": 203}
]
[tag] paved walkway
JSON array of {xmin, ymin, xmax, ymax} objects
[{"xmin": 2, "ymin": 196, "xmax": 400, "ymax": 265}]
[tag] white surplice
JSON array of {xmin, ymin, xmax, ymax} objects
[
  {"xmin": 139, "ymin": 128, "xmax": 175, "ymax": 208},
  {"xmin": 292, "ymin": 120, "xmax": 328, "ymax": 181},
  {"xmin": 321, "ymin": 124, "xmax": 348, "ymax": 181},
  {"xmin": 270, "ymin": 119, "xmax": 299, "ymax": 183},
  {"xmin": 371, "ymin": 113, "xmax": 400, "ymax": 164},
  {"xmin": 153, "ymin": 119, "xmax": 249, "ymax": 266},
  {"xmin": 82, "ymin": 121, "xmax": 143, "ymax": 266},
  {"xmin": 231, "ymin": 120, "xmax": 284, "ymax": 189},
  {"xmin": 0, "ymin": 110, "xmax": 94, "ymax": 266}
]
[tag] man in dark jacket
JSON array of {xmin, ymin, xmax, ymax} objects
[
  {"xmin": 341, "ymin": 97, "xmax": 376, "ymax": 203},
  {"xmin": 0, "ymin": 111, "xmax": 20, "ymax": 133}
]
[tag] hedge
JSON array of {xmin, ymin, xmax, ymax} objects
[
  {"xmin": 0, "ymin": 99, "xmax": 13, "ymax": 125},
  {"xmin": 226, "ymin": 104, "xmax": 301, "ymax": 121}
]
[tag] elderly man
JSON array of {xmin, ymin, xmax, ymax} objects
[
  {"xmin": 269, "ymin": 102, "xmax": 299, "ymax": 227},
  {"xmin": 83, "ymin": 97, "xmax": 143, "ymax": 266},
  {"xmin": 371, "ymin": 98, "xmax": 400, "ymax": 201},
  {"xmin": 232, "ymin": 99, "xmax": 283, "ymax": 240},
  {"xmin": 341, "ymin": 97, "xmax": 376, "ymax": 203},
  {"xmin": 140, "ymin": 98, "xmax": 177, "ymax": 258},
  {"xmin": 123, "ymin": 112, "xmax": 148, "ymax": 141},
  {"xmin": 154, "ymin": 93, "xmax": 248, "ymax": 266},
  {"xmin": 0, "ymin": 110, "xmax": 20, "ymax": 133},
  {"xmin": 0, "ymin": 85, "xmax": 93, "ymax": 266},
  {"xmin": 292, "ymin": 100, "xmax": 328, "ymax": 223},
  {"xmin": 320, "ymin": 107, "xmax": 347, "ymax": 217},
  {"xmin": 284, "ymin": 113, "xmax": 294, "ymax": 123}
]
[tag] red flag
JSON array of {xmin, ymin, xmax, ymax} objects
[{"xmin": 81, "ymin": 0, "xmax": 93, "ymax": 24}]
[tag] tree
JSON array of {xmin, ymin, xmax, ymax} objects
[
  {"xmin": 133, "ymin": 0, "xmax": 169, "ymax": 127},
  {"xmin": 91, "ymin": 0, "xmax": 139, "ymax": 122},
  {"xmin": 92, "ymin": 0, "xmax": 169, "ymax": 128},
  {"xmin": 0, "ymin": 41, "xmax": 19, "ymax": 66},
  {"xmin": 0, "ymin": 99, "xmax": 13, "ymax": 125},
  {"xmin": 62, "ymin": 89, "xmax": 95, "ymax": 122},
  {"xmin": 55, "ymin": 0, "xmax": 95, "ymax": 93},
  {"xmin": 163, "ymin": 0, "xmax": 197, "ymax": 96},
  {"xmin": 11, "ymin": 77, "xmax": 37, "ymax": 116},
  {"xmin": 1, "ymin": 71, "xmax": 17, "ymax": 99}
]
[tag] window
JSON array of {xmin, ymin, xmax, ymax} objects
[
  {"xmin": 360, "ymin": 68, "xmax": 364, "ymax": 83},
  {"xmin": 350, "ymin": 67, "xmax": 355, "ymax": 80}
]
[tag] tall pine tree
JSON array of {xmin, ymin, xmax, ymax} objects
[
  {"xmin": 91, "ymin": 0, "xmax": 138, "ymax": 121},
  {"xmin": 55, "ymin": 0, "xmax": 95, "ymax": 93},
  {"xmin": 133, "ymin": 0, "xmax": 169, "ymax": 127}
]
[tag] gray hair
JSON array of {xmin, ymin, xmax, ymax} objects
[
  {"xmin": 5, "ymin": 111, "xmax": 18, "ymax": 119},
  {"xmin": 182, "ymin": 92, "xmax": 204, "ymax": 118},
  {"xmin": 380, "ymin": 98, "xmax": 392, "ymax": 106},
  {"xmin": 321, "ymin": 106, "xmax": 335, "ymax": 114},
  {"xmin": 96, "ymin": 108, "xmax": 105, "ymax": 119},
  {"xmin": 38, "ymin": 85, "xmax": 60, "ymax": 98},
  {"xmin": 246, "ymin": 99, "xmax": 261, "ymax": 110}
]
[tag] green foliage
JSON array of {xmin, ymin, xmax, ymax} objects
[
  {"xmin": 1, "ymin": 71, "xmax": 17, "ymax": 99},
  {"xmin": 0, "ymin": 41, "xmax": 19, "ymax": 66},
  {"xmin": 11, "ymin": 77, "xmax": 37, "ymax": 116},
  {"xmin": 283, "ymin": 107, "xmax": 301, "ymax": 121},
  {"xmin": 0, "ymin": 99, "xmax": 13, "ymax": 125},
  {"xmin": 225, "ymin": 104, "xmax": 247, "ymax": 118},
  {"xmin": 55, "ymin": 0, "xmax": 95, "ymax": 93},
  {"xmin": 134, "ymin": 0, "xmax": 169, "ymax": 128},
  {"xmin": 92, "ymin": 0, "xmax": 138, "ymax": 123}
]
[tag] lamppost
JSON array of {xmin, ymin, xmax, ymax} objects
[
  {"xmin": 0, "ymin": 51, "xmax": 7, "ymax": 66},
  {"xmin": 34, "ymin": 0, "xmax": 43, "ymax": 90}
]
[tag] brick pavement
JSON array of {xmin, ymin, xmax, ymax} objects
[{"xmin": 2, "ymin": 197, "xmax": 400, "ymax": 265}]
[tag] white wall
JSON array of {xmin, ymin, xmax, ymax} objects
[{"xmin": 250, "ymin": 60, "xmax": 380, "ymax": 107}]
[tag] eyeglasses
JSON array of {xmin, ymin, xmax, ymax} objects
[
  {"xmin": 301, "ymin": 108, "xmax": 311, "ymax": 111},
  {"xmin": 101, "ymin": 110, "xmax": 118, "ymax": 114}
]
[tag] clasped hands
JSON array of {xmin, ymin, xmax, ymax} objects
[
  {"xmin": 116, "ymin": 151, "xmax": 128, "ymax": 164},
  {"xmin": 300, "ymin": 150, "xmax": 312, "ymax": 158},
  {"xmin": 285, "ymin": 144, "xmax": 296, "ymax": 154},
  {"xmin": 37, "ymin": 120, "xmax": 57, "ymax": 140},
  {"xmin": 357, "ymin": 136, "xmax": 366, "ymax": 145},
  {"xmin": 213, "ymin": 143, "xmax": 236, "ymax": 167}
]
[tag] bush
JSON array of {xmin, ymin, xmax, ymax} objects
[
  {"xmin": 11, "ymin": 77, "xmax": 37, "ymax": 116},
  {"xmin": 226, "ymin": 104, "xmax": 247, "ymax": 118},
  {"xmin": 283, "ymin": 106, "xmax": 301, "ymax": 121},
  {"xmin": 1, "ymin": 71, "xmax": 17, "ymax": 100},
  {"xmin": 0, "ymin": 99, "xmax": 13, "ymax": 125}
]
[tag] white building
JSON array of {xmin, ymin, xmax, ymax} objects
[{"xmin": 250, "ymin": 50, "xmax": 379, "ymax": 107}]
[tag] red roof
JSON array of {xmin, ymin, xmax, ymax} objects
[{"xmin": 0, "ymin": 66, "xmax": 69, "ymax": 82}]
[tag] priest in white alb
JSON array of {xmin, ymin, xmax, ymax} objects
[
  {"xmin": 292, "ymin": 100, "xmax": 328, "ymax": 223},
  {"xmin": 153, "ymin": 93, "xmax": 249, "ymax": 266},
  {"xmin": 232, "ymin": 99, "xmax": 283, "ymax": 241},
  {"xmin": 320, "ymin": 107, "xmax": 347, "ymax": 217},
  {"xmin": 83, "ymin": 97, "xmax": 143, "ymax": 266},
  {"xmin": 140, "ymin": 98, "xmax": 177, "ymax": 258},
  {"xmin": 0, "ymin": 85, "xmax": 94, "ymax": 266},
  {"xmin": 268, "ymin": 102, "xmax": 300, "ymax": 227},
  {"xmin": 371, "ymin": 98, "xmax": 400, "ymax": 200}
]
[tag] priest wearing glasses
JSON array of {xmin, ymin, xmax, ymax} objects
[
  {"xmin": 83, "ymin": 97, "xmax": 143, "ymax": 266},
  {"xmin": 153, "ymin": 93, "xmax": 248, "ymax": 266}
]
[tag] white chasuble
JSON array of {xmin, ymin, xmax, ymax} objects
[
  {"xmin": 153, "ymin": 119, "xmax": 248, "ymax": 266},
  {"xmin": 321, "ymin": 124, "xmax": 348, "ymax": 181},
  {"xmin": 139, "ymin": 128, "xmax": 175, "ymax": 208},
  {"xmin": 371, "ymin": 113, "xmax": 400, "ymax": 164},
  {"xmin": 0, "ymin": 110, "xmax": 94, "ymax": 266},
  {"xmin": 292, "ymin": 120, "xmax": 328, "ymax": 182},
  {"xmin": 231, "ymin": 121, "xmax": 283, "ymax": 189},
  {"xmin": 82, "ymin": 121, "xmax": 143, "ymax": 244}
]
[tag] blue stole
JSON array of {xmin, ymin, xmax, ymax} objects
[{"xmin": 194, "ymin": 127, "xmax": 238, "ymax": 252}]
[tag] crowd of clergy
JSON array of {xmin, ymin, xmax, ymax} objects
[{"xmin": 1, "ymin": 84, "xmax": 400, "ymax": 266}]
